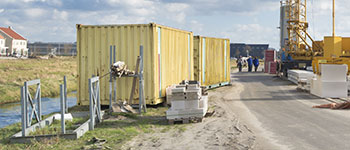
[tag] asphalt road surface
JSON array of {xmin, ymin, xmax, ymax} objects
[{"xmin": 231, "ymin": 70, "xmax": 350, "ymax": 150}]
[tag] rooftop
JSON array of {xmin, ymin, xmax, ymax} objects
[{"xmin": 0, "ymin": 27, "xmax": 26, "ymax": 40}]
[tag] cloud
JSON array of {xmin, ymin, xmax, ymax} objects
[
  {"xmin": 161, "ymin": 0, "xmax": 278, "ymax": 15},
  {"xmin": 24, "ymin": 8, "xmax": 46, "ymax": 18},
  {"xmin": 221, "ymin": 24, "xmax": 279, "ymax": 48},
  {"xmin": 306, "ymin": 0, "xmax": 350, "ymax": 40},
  {"xmin": 189, "ymin": 20, "xmax": 203, "ymax": 33},
  {"xmin": 3, "ymin": 0, "xmax": 348, "ymax": 51}
]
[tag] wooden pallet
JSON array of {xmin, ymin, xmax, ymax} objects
[{"xmin": 167, "ymin": 117, "xmax": 203, "ymax": 125}]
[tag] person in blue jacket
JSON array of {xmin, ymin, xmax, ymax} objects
[
  {"xmin": 253, "ymin": 57, "xmax": 259, "ymax": 72},
  {"xmin": 247, "ymin": 56, "xmax": 253, "ymax": 72}
]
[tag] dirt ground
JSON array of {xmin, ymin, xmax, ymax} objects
[{"xmin": 121, "ymin": 82, "xmax": 277, "ymax": 150}]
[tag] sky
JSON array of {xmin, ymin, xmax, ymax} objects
[{"xmin": 1, "ymin": 0, "xmax": 350, "ymax": 49}]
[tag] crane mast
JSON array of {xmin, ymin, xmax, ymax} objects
[{"xmin": 281, "ymin": 0, "xmax": 322, "ymax": 60}]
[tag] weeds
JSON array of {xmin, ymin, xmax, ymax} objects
[{"xmin": 0, "ymin": 57, "xmax": 77, "ymax": 104}]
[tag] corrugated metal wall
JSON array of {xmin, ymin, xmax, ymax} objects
[
  {"xmin": 193, "ymin": 36, "xmax": 230, "ymax": 86},
  {"xmin": 77, "ymin": 23, "xmax": 193, "ymax": 105},
  {"xmin": 156, "ymin": 25, "xmax": 194, "ymax": 98}
]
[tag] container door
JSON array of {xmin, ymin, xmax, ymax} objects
[{"xmin": 202, "ymin": 37, "xmax": 206, "ymax": 84}]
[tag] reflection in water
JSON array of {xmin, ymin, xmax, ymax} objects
[{"xmin": 0, "ymin": 96, "xmax": 77, "ymax": 128}]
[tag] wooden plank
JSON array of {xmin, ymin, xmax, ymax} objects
[{"xmin": 129, "ymin": 56, "xmax": 141, "ymax": 104}]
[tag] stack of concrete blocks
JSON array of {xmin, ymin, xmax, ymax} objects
[
  {"xmin": 348, "ymin": 76, "xmax": 350, "ymax": 92},
  {"xmin": 268, "ymin": 61, "xmax": 277, "ymax": 74},
  {"xmin": 166, "ymin": 84, "xmax": 177, "ymax": 106},
  {"xmin": 166, "ymin": 81, "xmax": 208, "ymax": 120},
  {"xmin": 288, "ymin": 70, "xmax": 315, "ymax": 91},
  {"xmin": 264, "ymin": 50, "xmax": 276, "ymax": 73},
  {"xmin": 310, "ymin": 64, "xmax": 348, "ymax": 98}
]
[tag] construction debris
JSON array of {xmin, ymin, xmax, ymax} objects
[
  {"xmin": 166, "ymin": 80, "xmax": 208, "ymax": 124},
  {"xmin": 111, "ymin": 61, "xmax": 135, "ymax": 78},
  {"xmin": 312, "ymin": 101, "xmax": 350, "ymax": 109},
  {"xmin": 111, "ymin": 101, "xmax": 137, "ymax": 113}
]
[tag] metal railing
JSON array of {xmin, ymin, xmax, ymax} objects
[
  {"xmin": 89, "ymin": 76, "xmax": 102, "ymax": 130},
  {"xmin": 21, "ymin": 79, "xmax": 41, "ymax": 136}
]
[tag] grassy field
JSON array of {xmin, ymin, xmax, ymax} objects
[
  {"xmin": 0, "ymin": 57, "xmax": 77, "ymax": 104},
  {"xmin": 0, "ymin": 106, "xmax": 187, "ymax": 150}
]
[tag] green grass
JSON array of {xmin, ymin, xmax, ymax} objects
[
  {"xmin": 0, "ymin": 106, "xmax": 189, "ymax": 150},
  {"xmin": 29, "ymin": 117, "xmax": 89, "ymax": 136},
  {"xmin": 0, "ymin": 57, "xmax": 77, "ymax": 104}
]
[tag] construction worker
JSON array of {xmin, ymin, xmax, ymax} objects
[
  {"xmin": 247, "ymin": 56, "xmax": 253, "ymax": 72},
  {"xmin": 253, "ymin": 57, "xmax": 259, "ymax": 72},
  {"xmin": 237, "ymin": 56, "xmax": 243, "ymax": 72}
]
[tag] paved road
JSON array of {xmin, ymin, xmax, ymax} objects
[{"xmin": 232, "ymin": 71, "xmax": 350, "ymax": 150}]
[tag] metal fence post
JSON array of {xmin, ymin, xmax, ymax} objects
[
  {"xmin": 24, "ymin": 82, "xmax": 29, "ymax": 128},
  {"xmin": 37, "ymin": 82, "xmax": 42, "ymax": 121},
  {"xmin": 109, "ymin": 46, "xmax": 113, "ymax": 111},
  {"xmin": 139, "ymin": 45, "xmax": 146, "ymax": 113},
  {"xmin": 97, "ymin": 79, "xmax": 101, "ymax": 123},
  {"xmin": 89, "ymin": 78, "xmax": 94, "ymax": 130},
  {"xmin": 60, "ymin": 84, "xmax": 65, "ymax": 134},
  {"xmin": 113, "ymin": 45, "xmax": 117, "ymax": 103},
  {"xmin": 21, "ymin": 86, "xmax": 26, "ymax": 136},
  {"xmin": 64, "ymin": 76, "xmax": 68, "ymax": 113}
]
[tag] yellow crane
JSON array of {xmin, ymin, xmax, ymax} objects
[
  {"xmin": 283, "ymin": 0, "xmax": 323, "ymax": 60},
  {"xmin": 279, "ymin": 0, "xmax": 323, "ymax": 77},
  {"xmin": 311, "ymin": 0, "xmax": 350, "ymax": 75},
  {"xmin": 280, "ymin": 0, "xmax": 350, "ymax": 75}
]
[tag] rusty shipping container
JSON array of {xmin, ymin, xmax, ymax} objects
[
  {"xmin": 193, "ymin": 36, "xmax": 230, "ymax": 87},
  {"xmin": 77, "ymin": 23, "xmax": 194, "ymax": 105}
]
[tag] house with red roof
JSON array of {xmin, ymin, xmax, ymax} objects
[
  {"xmin": 0, "ymin": 34, "xmax": 7, "ymax": 56},
  {"xmin": 0, "ymin": 26, "xmax": 28, "ymax": 57}
]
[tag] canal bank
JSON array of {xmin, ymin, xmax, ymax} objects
[{"xmin": 0, "ymin": 94, "xmax": 77, "ymax": 128}]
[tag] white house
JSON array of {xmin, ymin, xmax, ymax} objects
[
  {"xmin": 0, "ymin": 26, "xmax": 28, "ymax": 57},
  {"xmin": 0, "ymin": 34, "xmax": 7, "ymax": 56}
]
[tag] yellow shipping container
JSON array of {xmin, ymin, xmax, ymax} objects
[
  {"xmin": 193, "ymin": 36, "xmax": 230, "ymax": 87},
  {"xmin": 76, "ymin": 23, "xmax": 194, "ymax": 105}
]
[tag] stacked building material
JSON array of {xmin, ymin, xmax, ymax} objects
[
  {"xmin": 166, "ymin": 84, "xmax": 176, "ymax": 105},
  {"xmin": 264, "ymin": 50, "xmax": 276, "ymax": 73},
  {"xmin": 166, "ymin": 81, "xmax": 208, "ymax": 122},
  {"xmin": 268, "ymin": 61, "xmax": 277, "ymax": 74},
  {"xmin": 348, "ymin": 76, "xmax": 350, "ymax": 91},
  {"xmin": 288, "ymin": 70, "xmax": 315, "ymax": 84},
  {"xmin": 310, "ymin": 64, "xmax": 348, "ymax": 98},
  {"xmin": 288, "ymin": 70, "xmax": 315, "ymax": 91}
]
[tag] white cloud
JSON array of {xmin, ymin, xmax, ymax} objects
[
  {"xmin": 189, "ymin": 20, "xmax": 203, "ymax": 33},
  {"xmin": 221, "ymin": 24, "xmax": 278, "ymax": 48},
  {"xmin": 5, "ymin": 0, "xmax": 349, "ymax": 50},
  {"xmin": 53, "ymin": 9, "xmax": 68, "ymax": 21},
  {"xmin": 24, "ymin": 8, "xmax": 46, "ymax": 18},
  {"xmin": 163, "ymin": 3, "xmax": 189, "ymax": 23}
]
